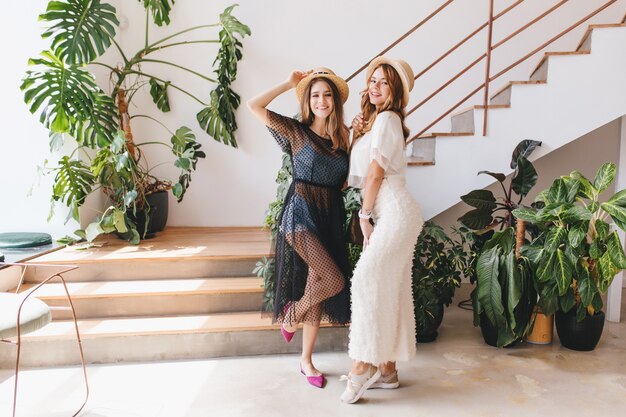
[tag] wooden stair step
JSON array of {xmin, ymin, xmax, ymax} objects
[
  {"xmin": 1, "ymin": 313, "xmax": 349, "ymax": 366},
  {"xmin": 19, "ymin": 277, "xmax": 263, "ymax": 298},
  {"xmin": 577, "ymin": 23, "xmax": 626, "ymax": 51},
  {"xmin": 416, "ymin": 132, "xmax": 474, "ymax": 139},
  {"xmin": 19, "ymin": 277, "xmax": 265, "ymax": 319},
  {"xmin": 23, "ymin": 227, "xmax": 272, "ymax": 282},
  {"xmin": 408, "ymin": 158, "xmax": 435, "ymax": 166}
]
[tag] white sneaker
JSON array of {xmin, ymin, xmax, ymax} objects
[
  {"xmin": 340, "ymin": 367, "xmax": 381, "ymax": 404},
  {"xmin": 369, "ymin": 370, "xmax": 400, "ymax": 389}
]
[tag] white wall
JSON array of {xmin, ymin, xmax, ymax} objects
[
  {"xmin": 2, "ymin": 0, "xmax": 624, "ymax": 236},
  {"xmin": 432, "ymin": 117, "xmax": 622, "ymax": 229}
]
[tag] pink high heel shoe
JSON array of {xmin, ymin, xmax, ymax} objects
[
  {"xmin": 301, "ymin": 367, "xmax": 325, "ymax": 388},
  {"xmin": 281, "ymin": 302, "xmax": 295, "ymax": 343}
]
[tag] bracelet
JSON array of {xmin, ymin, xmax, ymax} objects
[{"xmin": 358, "ymin": 209, "xmax": 373, "ymax": 220}]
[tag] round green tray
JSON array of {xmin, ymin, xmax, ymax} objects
[{"xmin": 0, "ymin": 232, "xmax": 53, "ymax": 249}]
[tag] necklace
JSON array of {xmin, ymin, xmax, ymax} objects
[{"xmin": 309, "ymin": 126, "xmax": 329, "ymax": 139}]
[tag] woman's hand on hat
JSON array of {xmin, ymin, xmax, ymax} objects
[
  {"xmin": 352, "ymin": 113, "xmax": 364, "ymax": 133},
  {"xmin": 287, "ymin": 70, "xmax": 312, "ymax": 88}
]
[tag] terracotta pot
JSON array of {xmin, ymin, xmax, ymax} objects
[{"xmin": 526, "ymin": 307, "xmax": 553, "ymax": 345}]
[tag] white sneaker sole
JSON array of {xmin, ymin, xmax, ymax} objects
[
  {"xmin": 342, "ymin": 369, "xmax": 382, "ymax": 404},
  {"xmin": 369, "ymin": 381, "xmax": 400, "ymax": 389}
]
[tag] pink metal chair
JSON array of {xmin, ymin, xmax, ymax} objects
[{"xmin": 0, "ymin": 262, "xmax": 89, "ymax": 417}]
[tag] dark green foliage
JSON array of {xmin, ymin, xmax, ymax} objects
[{"xmin": 514, "ymin": 163, "xmax": 626, "ymax": 320}]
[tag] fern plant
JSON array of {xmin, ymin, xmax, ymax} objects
[{"xmin": 22, "ymin": 1, "xmax": 250, "ymax": 243}]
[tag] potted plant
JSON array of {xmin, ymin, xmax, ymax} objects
[
  {"xmin": 412, "ymin": 221, "xmax": 472, "ymax": 342},
  {"xmin": 22, "ymin": 0, "xmax": 250, "ymax": 243},
  {"xmin": 512, "ymin": 162, "xmax": 626, "ymax": 351},
  {"xmin": 458, "ymin": 140, "xmax": 542, "ymax": 347}
]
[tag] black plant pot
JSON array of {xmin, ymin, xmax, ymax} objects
[
  {"xmin": 555, "ymin": 309, "xmax": 605, "ymax": 351},
  {"xmin": 122, "ymin": 190, "xmax": 169, "ymax": 240},
  {"xmin": 416, "ymin": 303, "xmax": 444, "ymax": 343},
  {"xmin": 479, "ymin": 313, "xmax": 517, "ymax": 348}
]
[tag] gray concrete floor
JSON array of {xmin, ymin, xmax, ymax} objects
[{"xmin": 1, "ymin": 285, "xmax": 625, "ymax": 417}]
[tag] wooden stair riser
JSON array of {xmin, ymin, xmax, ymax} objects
[
  {"xmin": 24, "ymin": 258, "xmax": 261, "ymax": 283},
  {"xmin": 44, "ymin": 291, "xmax": 264, "ymax": 320},
  {"xmin": 0, "ymin": 327, "xmax": 349, "ymax": 367}
]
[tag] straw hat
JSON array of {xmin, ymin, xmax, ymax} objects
[
  {"xmin": 295, "ymin": 67, "xmax": 349, "ymax": 104},
  {"xmin": 365, "ymin": 57, "xmax": 415, "ymax": 107}
]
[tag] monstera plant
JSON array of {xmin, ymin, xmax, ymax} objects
[{"xmin": 22, "ymin": 0, "xmax": 250, "ymax": 243}]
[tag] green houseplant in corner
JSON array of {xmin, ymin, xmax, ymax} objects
[
  {"xmin": 412, "ymin": 221, "xmax": 472, "ymax": 342},
  {"xmin": 458, "ymin": 140, "xmax": 542, "ymax": 347},
  {"xmin": 513, "ymin": 163, "xmax": 626, "ymax": 351},
  {"xmin": 22, "ymin": 0, "xmax": 250, "ymax": 243}
]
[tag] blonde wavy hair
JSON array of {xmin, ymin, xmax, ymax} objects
[
  {"xmin": 300, "ymin": 79, "xmax": 350, "ymax": 152},
  {"xmin": 353, "ymin": 64, "xmax": 410, "ymax": 144}
]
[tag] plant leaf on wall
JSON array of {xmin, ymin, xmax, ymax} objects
[
  {"xmin": 510, "ymin": 140, "xmax": 541, "ymax": 169},
  {"xmin": 460, "ymin": 190, "xmax": 497, "ymax": 210},
  {"xmin": 149, "ymin": 78, "xmax": 171, "ymax": 112},
  {"xmin": 511, "ymin": 156, "xmax": 537, "ymax": 198},
  {"xmin": 593, "ymin": 162, "xmax": 616, "ymax": 192},
  {"xmin": 40, "ymin": 0, "xmax": 119, "ymax": 65},
  {"xmin": 140, "ymin": 0, "xmax": 175, "ymax": 26}
]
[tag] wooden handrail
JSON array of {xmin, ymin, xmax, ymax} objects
[
  {"xmin": 407, "ymin": 0, "xmax": 574, "ymax": 117},
  {"xmin": 345, "ymin": 0, "xmax": 456, "ymax": 82},
  {"xmin": 482, "ymin": 0, "xmax": 495, "ymax": 136},
  {"xmin": 414, "ymin": 0, "xmax": 524, "ymax": 80}
]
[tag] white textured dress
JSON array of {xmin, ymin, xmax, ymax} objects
[{"xmin": 348, "ymin": 111, "xmax": 424, "ymax": 364}]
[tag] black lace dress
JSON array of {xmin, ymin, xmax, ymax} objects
[{"xmin": 266, "ymin": 110, "xmax": 351, "ymax": 325}]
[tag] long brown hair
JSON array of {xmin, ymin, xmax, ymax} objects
[
  {"xmin": 300, "ymin": 79, "xmax": 350, "ymax": 152},
  {"xmin": 353, "ymin": 64, "xmax": 410, "ymax": 144}
]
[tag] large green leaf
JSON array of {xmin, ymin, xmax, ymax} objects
[
  {"xmin": 544, "ymin": 226, "xmax": 566, "ymax": 253},
  {"xmin": 140, "ymin": 0, "xmax": 175, "ymax": 26},
  {"xmin": 547, "ymin": 178, "xmax": 568, "ymax": 204},
  {"xmin": 595, "ymin": 219, "xmax": 610, "ymax": 240},
  {"xmin": 512, "ymin": 207, "xmax": 539, "ymax": 223},
  {"xmin": 593, "ymin": 162, "xmax": 616, "ymax": 192},
  {"xmin": 560, "ymin": 205, "xmax": 592, "ymax": 223},
  {"xmin": 567, "ymin": 224, "xmax": 587, "ymax": 248},
  {"xmin": 554, "ymin": 249, "xmax": 574, "ymax": 296},
  {"xmin": 40, "ymin": 0, "xmax": 119, "ymax": 65},
  {"xmin": 597, "ymin": 251, "xmax": 617, "ymax": 292},
  {"xmin": 606, "ymin": 189, "xmax": 626, "ymax": 207},
  {"xmin": 606, "ymin": 231, "xmax": 626, "ymax": 269},
  {"xmin": 458, "ymin": 208, "xmax": 493, "ymax": 230},
  {"xmin": 538, "ymin": 283, "xmax": 559, "ymax": 316},
  {"xmin": 520, "ymin": 243, "xmax": 543, "ymax": 264},
  {"xmin": 476, "ymin": 247, "xmax": 506, "ymax": 330},
  {"xmin": 510, "ymin": 139, "xmax": 542, "ymax": 169},
  {"xmin": 52, "ymin": 156, "xmax": 95, "ymax": 220},
  {"xmin": 577, "ymin": 266, "xmax": 594, "ymax": 308},
  {"xmin": 570, "ymin": 171, "xmax": 595, "ymax": 200},
  {"xmin": 483, "ymin": 228, "xmax": 515, "ymax": 253},
  {"xmin": 504, "ymin": 251, "xmax": 522, "ymax": 327},
  {"xmin": 71, "ymin": 92, "xmax": 118, "ymax": 147},
  {"xmin": 460, "ymin": 190, "xmax": 497, "ymax": 210},
  {"xmin": 201, "ymin": 4, "xmax": 250, "ymax": 148},
  {"xmin": 149, "ymin": 78, "xmax": 171, "ymax": 112},
  {"xmin": 477, "ymin": 171, "xmax": 506, "ymax": 183},
  {"xmin": 536, "ymin": 250, "xmax": 556, "ymax": 283},
  {"xmin": 511, "ymin": 156, "xmax": 537, "ymax": 198},
  {"xmin": 600, "ymin": 201, "xmax": 626, "ymax": 232},
  {"xmin": 22, "ymin": 51, "xmax": 101, "ymax": 134}
]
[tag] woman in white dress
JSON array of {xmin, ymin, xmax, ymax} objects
[{"xmin": 340, "ymin": 57, "xmax": 424, "ymax": 404}]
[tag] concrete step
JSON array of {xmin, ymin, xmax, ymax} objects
[
  {"xmin": 0, "ymin": 313, "xmax": 348, "ymax": 367},
  {"xmin": 529, "ymin": 51, "xmax": 590, "ymax": 82},
  {"xmin": 489, "ymin": 80, "xmax": 547, "ymax": 106},
  {"xmin": 577, "ymin": 23, "xmax": 626, "ymax": 52},
  {"xmin": 450, "ymin": 104, "xmax": 510, "ymax": 133},
  {"xmin": 19, "ymin": 277, "xmax": 264, "ymax": 319}
]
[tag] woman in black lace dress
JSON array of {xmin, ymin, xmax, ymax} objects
[{"xmin": 247, "ymin": 68, "xmax": 351, "ymax": 388}]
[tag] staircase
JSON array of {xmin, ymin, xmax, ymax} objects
[
  {"xmin": 0, "ymin": 228, "xmax": 348, "ymax": 367},
  {"xmin": 407, "ymin": 17, "xmax": 626, "ymax": 219}
]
